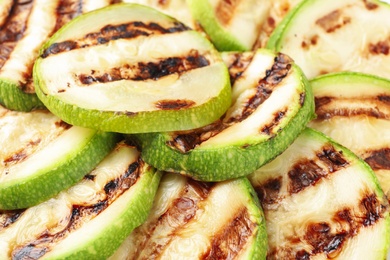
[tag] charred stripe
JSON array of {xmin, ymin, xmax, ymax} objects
[
  {"xmin": 364, "ymin": 148, "xmax": 390, "ymax": 170},
  {"xmin": 215, "ymin": 0, "xmax": 241, "ymax": 26},
  {"xmin": 54, "ymin": 0, "xmax": 83, "ymax": 32},
  {"xmin": 41, "ymin": 21, "xmax": 191, "ymax": 58},
  {"xmin": 226, "ymin": 52, "xmax": 254, "ymax": 85}
]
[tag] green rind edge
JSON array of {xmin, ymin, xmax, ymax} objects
[
  {"xmin": 310, "ymin": 71, "xmax": 390, "ymax": 88},
  {"xmin": 186, "ymin": 0, "xmax": 248, "ymax": 51},
  {"xmin": 0, "ymin": 131, "xmax": 119, "ymax": 210},
  {"xmin": 46, "ymin": 168, "xmax": 162, "ymax": 260},
  {"xmin": 0, "ymin": 78, "xmax": 44, "ymax": 112},
  {"xmin": 132, "ymin": 65, "xmax": 315, "ymax": 182}
]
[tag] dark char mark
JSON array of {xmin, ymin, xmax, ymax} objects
[
  {"xmin": 225, "ymin": 52, "xmax": 254, "ymax": 85},
  {"xmin": 41, "ymin": 21, "xmax": 190, "ymax": 58},
  {"xmin": 364, "ymin": 148, "xmax": 390, "ymax": 170},
  {"xmin": 54, "ymin": 0, "xmax": 83, "ymax": 32}
]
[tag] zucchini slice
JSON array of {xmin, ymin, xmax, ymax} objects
[
  {"xmin": 0, "ymin": 0, "xmax": 112, "ymax": 111},
  {"xmin": 33, "ymin": 3, "xmax": 231, "ymax": 134},
  {"xmin": 308, "ymin": 72, "xmax": 390, "ymax": 198},
  {"xmin": 186, "ymin": 0, "xmax": 271, "ymax": 51},
  {"xmin": 134, "ymin": 48, "xmax": 315, "ymax": 181},
  {"xmin": 0, "ymin": 105, "xmax": 118, "ymax": 210},
  {"xmin": 248, "ymin": 128, "xmax": 390, "ymax": 259},
  {"xmin": 267, "ymin": 0, "xmax": 390, "ymax": 79},
  {"xmin": 0, "ymin": 141, "xmax": 162, "ymax": 259},
  {"xmin": 109, "ymin": 173, "xmax": 267, "ymax": 260}
]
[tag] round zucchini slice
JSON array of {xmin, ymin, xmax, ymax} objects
[
  {"xmin": 0, "ymin": 141, "xmax": 162, "ymax": 260},
  {"xmin": 0, "ymin": 105, "xmax": 118, "ymax": 210},
  {"xmin": 134, "ymin": 48, "xmax": 315, "ymax": 181},
  {"xmin": 186, "ymin": 0, "xmax": 271, "ymax": 51},
  {"xmin": 266, "ymin": 0, "xmax": 390, "ymax": 79},
  {"xmin": 248, "ymin": 128, "xmax": 390, "ymax": 259},
  {"xmin": 308, "ymin": 72, "xmax": 390, "ymax": 198},
  {"xmin": 0, "ymin": 0, "xmax": 111, "ymax": 111},
  {"xmin": 109, "ymin": 173, "xmax": 267, "ymax": 260},
  {"xmin": 33, "ymin": 3, "xmax": 231, "ymax": 134}
]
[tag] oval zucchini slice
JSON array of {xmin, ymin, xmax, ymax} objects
[
  {"xmin": 308, "ymin": 72, "xmax": 390, "ymax": 198},
  {"xmin": 33, "ymin": 3, "xmax": 231, "ymax": 134},
  {"xmin": 0, "ymin": 105, "xmax": 118, "ymax": 210},
  {"xmin": 0, "ymin": 0, "xmax": 112, "ymax": 111},
  {"xmin": 0, "ymin": 141, "xmax": 162, "ymax": 259},
  {"xmin": 186, "ymin": 0, "xmax": 271, "ymax": 51},
  {"xmin": 134, "ymin": 48, "xmax": 315, "ymax": 181},
  {"xmin": 266, "ymin": 0, "xmax": 390, "ymax": 79},
  {"xmin": 249, "ymin": 128, "xmax": 390, "ymax": 259},
  {"xmin": 109, "ymin": 173, "xmax": 267, "ymax": 260}
]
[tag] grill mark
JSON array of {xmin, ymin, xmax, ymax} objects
[
  {"xmin": 3, "ymin": 138, "xmax": 42, "ymax": 166},
  {"xmin": 368, "ymin": 37, "xmax": 390, "ymax": 56},
  {"xmin": 0, "ymin": 209, "xmax": 25, "ymax": 231},
  {"xmin": 260, "ymin": 108, "xmax": 288, "ymax": 135},
  {"xmin": 54, "ymin": 0, "xmax": 83, "ymax": 32},
  {"xmin": 254, "ymin": 176, "xmax": 282, "ymax": 207},
  {"xmin": 155, "ymin": 99, "xmax": 196, "ymax": 110},
  {"xmin": 301, "ymin": 35, "xmax": 319, "ymax": 50},
  {"xmin": 215, "ymin": 0, "xmax": 240, "ymax": 26},
  {"xmin": 226, "ymin": 53, "xmax": 293, "ymax": 124},
  {"xmin": 225, "ymin": 52, "xmax": 254, "ymax": 85},
  {"xmin": 41, "ymin": 21, "xmax": 190, "ymax": 58},
  {"xmin": 363, "ymin": 0, "xmax": 379, "ymax": 10},
  {"xmin": 54, "ymin": 120, "xmax": 72, "ymax": 129},
  {"xmin": 315, "ymin": 10, "xmax": 351, "ymax": 33},
  {"xmin": 201, "ymin": 207, "xmax": 256, "ymax": 259},
  {"xmin": 11, "ymin": 158, "xmax": 143, "ymax": 258},
  {"xmin": 76, "ymin": 51, "xmax": 210, "ymax": 86},
  {"xmin": 0, "ymin": 1, "xmax": 34, "ymax": 68},
  {"xmin": 133, "ymin": 180, "xmax": 215, "ymax": 259},
  {"xmin": 364, "ymin": 148, "xmax": 390, "ymax": 170},
  {"xmin": 288, "ymin": 146, "xmax": 348, "ymax": 194},
  {"xmin": 166, "ymin": 53, "xmax": 293, "ymax": 153},
  {"xmin": 314, "ymin": 95, "xmax": 390, "ymax": 120}
]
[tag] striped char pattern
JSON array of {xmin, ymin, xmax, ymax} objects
[
  {"xmin": 223, "ymin": 52, "xmax": 254, "ymax": 85},
  {"xmin": 215, "ymin": 0, "xmax": 241, "ymax": 26},
  {"xmin": 252, "ymin": 142, "xmax": 388, "ymax": 259},
  {"xmin": 0, "ymin": 0, "xmax": 109, "ymax": 93},
  {"xmin": 167, "ymin": 53, "xmax": 295, "ymax": 153},
  {"xmin": 314, "ymin": 94, "xmax": 390, "ymax": 172},
  {"xmin": 9, "ymin": 156, "xmax": 144, "ymax": 259},
  {"xmin": 129, "ymin": 178, "xmax": 257, "ymax": 259}
]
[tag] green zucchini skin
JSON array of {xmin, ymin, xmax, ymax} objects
[
  {"xmin": 0, "ymin": 130, "xmax": 119, "ymax": 210},
  {"xmin": 249, "ymin": 128, "xmax": 390, "ymax": 259},
  {"xmin": 132, "ymin": 49, "xmax": 315, "ymax": 182}
]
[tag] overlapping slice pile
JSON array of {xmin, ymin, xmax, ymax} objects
[
  {"xmin": 134, "ymin": 48, "xmax": 315, "ymax": 181},
  {"xmin": 0, "ymin": 0, "xmax": 113, "ymax": 111},
  {"xmin": 0, "ymin": 141, "xmax": 161, "ymax": 259},
  {"xmin": 249, "ymin": 128, "xmax": 390, "ymax": 259},
  {"xmin": 308, "ymin": 72, "xmax": 390, "ymax": 197},
  {"xmin": 110, "ymin": 173, "xmax": 267, "ymax": 259},
  {"xmin": 0, "ymin": 104, "xmax": 118, "ymax": 210},
  {"xmin": 33, "ymin": 3, "xmax": 231, "ymax": 133}
]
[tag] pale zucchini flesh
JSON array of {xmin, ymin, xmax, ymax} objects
[
  {"xmin": 249, "ymin": 128, "xmax": 390, "ymax": 259},
  {"xmin": 0, "ymin": 105, "xmax": 118, "ymax": 210},
  {"xmin": 0, "ymin": 0, "xmax": 112, "ymax": 111},
  {"xmin": 109, "ymin": 173, "xmax": 267, "ymax": 260},
  {"xmin": 134, "ymin": 48, "xmax": 315, "ymax": 181},
  {"xmin": 308, "ymin": 72, "xmax": 390, "ymax": 198},
  {"xmin": 267, "ymin": 0, "xmax": 390, "ymax": 79},
  {"xmin": 34, "ymin": 3, "xmax": 231, "ymax": 133},
  {"xmin": 0, "ymin": 141, "xmax": 162, "ymax": 259}
]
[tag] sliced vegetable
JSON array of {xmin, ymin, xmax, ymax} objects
[
  {"xmin": 134, "ymin": 48, "xmax": 315, "ymax": 181},
  {"xmin": 249, "ymin": 128, "xmax": 390, "ymax": 259},
  {"xmin": 33, "ymin": 3, "xmax": 231, "ymax": 133},
  {"xmin": 267, "ymin": 0, "xmax": 390, "ymax": 79},
  {"xmin": 186, "ymin": 0, "xmax": 271, "ymax": 51},
  {"xmin": 109, "ymin": 173, "xmax": 267, "ymax": 260},
  {"xmin": 0, "ymin": 105, "xmax": 118, "ymax": 210},
  {"xmin": 0, "ymin": 0, "xmax": 112, "ymax": 111},
  {"xmin": 308, "ymin": 72, "xmax": 390, "ymax": 197},
  {"xmin": 0, "ymin": 141, "xmax": 162, "ymax": 259}
]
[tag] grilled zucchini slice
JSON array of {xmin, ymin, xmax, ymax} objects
[
  {"xmin": 249, "ymin": 128, "xmax": 390, "ymax": 259},
  {"xmin": 0, "ymin": 105, "xmax": 118, "ymax": 210},
  {"xmin": 109, "ymin": 173, "xmax": 267, "ymax": 260},
  {"xmin": 134, "ymin": 48, "xmax": 315, "ymax": 181},
  {"xmin": 0, "ymin": 0, "xmax": 112, "ymax": 111},
  {"xmin": 0, "ymin": 141, "xmax": 161, "ymax": 259},
  {"xmin": 186, "ymin": 0, "xmax": 271, "ymax": 51},
  {"xmin": 33, "ymin": 3, "xmax": 231, "ymax": 134},
  {"xmin": 267, "ymin": 0, "xmax": 390, "ymax": 79},
  {"xmin": 308, "ymin": 72, "xmax": 390, "ymax": 198}
]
